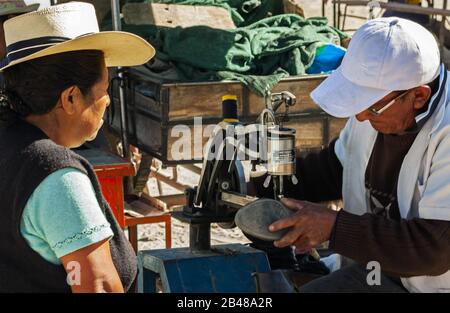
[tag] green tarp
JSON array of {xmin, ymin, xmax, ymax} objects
[{"xmin": 103, "ymin": 1, "xmax": 349, "ymax": 96}]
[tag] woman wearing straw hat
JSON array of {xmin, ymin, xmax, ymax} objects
[{"xmin": 0, "ymin": 2, "xmax": 155, "ymax": 292}]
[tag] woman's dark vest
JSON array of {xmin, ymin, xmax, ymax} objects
[{"xmin": 0, "ymin": 120, "xmax": 137, "ymax": 292}]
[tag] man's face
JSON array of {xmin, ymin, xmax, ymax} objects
[{"xmin": 355, "ymin": 87, "xmax": 431, "ymax": 134}]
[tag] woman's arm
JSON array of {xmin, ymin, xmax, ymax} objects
[
  {"xmin": 60, "ymin": 239, "xmax": 124, "ymax": 293},
  {"xmin": 21, "ymin": 168, "xmax": 125, "ymax": 292}
]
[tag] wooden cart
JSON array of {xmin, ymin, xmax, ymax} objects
[{"xmin": 107, "ymin": 68, "xmax": 347, "ymax": 165}]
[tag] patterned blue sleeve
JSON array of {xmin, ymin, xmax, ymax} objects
[{"xmin": 20, "ymin": 167, "xmax": 114, "ymax": 265}]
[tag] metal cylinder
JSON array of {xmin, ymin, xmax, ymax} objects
[
  {"xmin": 189, "ymin": 223, "xmax": 211, "ymax": 252},
  {"xmin": 267, "ymin": 127, "xmax": 296, "ymax": 176}
]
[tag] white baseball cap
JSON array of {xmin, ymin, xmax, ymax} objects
[{"xmin": 310, "ymin": 17, "xmax": 441, "ymax": 118}]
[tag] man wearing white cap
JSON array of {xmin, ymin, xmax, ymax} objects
[{"xmin": 260, "ymin": 17, "xmax": 450, "ymax": 292}]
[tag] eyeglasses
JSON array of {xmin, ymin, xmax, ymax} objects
[{"xmin": 368, "ymin": 90, "xmax": 410, "ymax": 116}]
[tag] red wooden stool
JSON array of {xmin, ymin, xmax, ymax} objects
[{"xmin": 76, "ymin": 148, "xmax": 171, "ymax": 252}]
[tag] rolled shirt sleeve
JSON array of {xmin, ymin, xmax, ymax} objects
[{"xmin": 20, "ymin": 167, "xmax": 114, "ymax": 264}]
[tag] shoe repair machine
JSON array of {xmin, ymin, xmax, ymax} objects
[
  {"xmin": 106, "ymin": 0, "xmax": 327, "ymax": 293},
  {"xmin": 104, "ymin": 0, "xmax": 298, "ymax": 293},
  {"xmin": 138, "ymin": 89, "xmax": 309, "ymax": 293}
]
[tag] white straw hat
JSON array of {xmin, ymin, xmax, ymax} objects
[
  {"xmin": 310, "ymin": 17, "xmax": 440, "ymax": 118},
  {"xmin": 0, "ymin": 0, "xmax": 39, "ymax": 17},
  {"xmin": 1, "ymin": 1, "xmax": 155, "ymax": 71}
]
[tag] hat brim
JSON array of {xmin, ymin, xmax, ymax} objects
[
  {"xmin": 1, "ymin": 31, "xmax": 155, "ymax": 71},
  {"xmin": 0, "ymin": 3, "xmax": 40, "ymax": 17},
  {"xmin": 310, "ymin": 67, "xmax": 392, "ymax": 118}
]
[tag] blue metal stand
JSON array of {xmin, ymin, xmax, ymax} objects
[{"xmin": 138, "ymin": 244, "xmax": 271, "ymax": 293}]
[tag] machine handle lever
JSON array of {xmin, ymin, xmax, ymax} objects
[{"xmin": 263, "ymin": 175, "xmax": 271, "ymax": 188}]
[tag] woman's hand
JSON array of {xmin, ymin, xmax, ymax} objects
[
  {"xmin": 60, "ymin": 239, "xmax": 124, "ymax": 293},
  {"xmin": 269, "ymin": 198, "xmax": 338, "ymax": 253}
]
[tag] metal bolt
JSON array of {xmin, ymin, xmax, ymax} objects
[{"xmin": 221, "ymin": 181, "xmax": 230, "ymax": 190}]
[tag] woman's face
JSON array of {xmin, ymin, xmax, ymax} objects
[
  {"xmin": 70, "ymin": 62, "xmax": 110, "ymax": 147},
  {"xmin": 23, "ymin": 57, "xmax": 111, "ymax": 149}
]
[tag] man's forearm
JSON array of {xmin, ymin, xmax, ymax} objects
[{"xmin": 330, "ymin": 210, "xmax": 450, "ymax": 277}]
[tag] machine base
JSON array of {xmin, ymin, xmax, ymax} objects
[{"xmin": 138, "ymin": 243, "xmax": 271, "ymax": 293}]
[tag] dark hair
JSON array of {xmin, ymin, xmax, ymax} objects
[
  {"xmin": 0, "ymin": 50, "xmax": 105, "ymax": 127},
  {"xmin": 416, "ymin": 74, "xmax": 441, "ymax": 116},
  {"xmin": 427, "ymin": 74, "xmax": 440, "ymax": 96}
]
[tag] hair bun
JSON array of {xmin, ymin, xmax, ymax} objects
[
  {"xmin": 0, "ymin": 89, "xmax": 11, "ymax": 109},
  {"xmin": 1, "ymin": 89, "xmax": 30, "ymax": 117}
]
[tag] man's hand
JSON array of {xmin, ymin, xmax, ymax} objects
[{"xmin": 269, "ymin": 198, "xmax": 338, "ymax": 252}]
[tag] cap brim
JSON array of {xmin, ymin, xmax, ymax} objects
[
  {"xmin": 1, "ymin": 31, "xmax": 155, "ymax": 71},
  {"xmin": 310, "ymin": 67, "xmax": 392, "ymax": 118},
  {"xmin": 0, "ymin": 3, "xmax": 40, "ymax": 16}
]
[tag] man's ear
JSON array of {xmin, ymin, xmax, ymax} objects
[
  {"xmin": 60, "ymin": 86, "xmax": 80, "ymax": 115},
  {"xmin": 412, "ymin": 85, "xmax": 432, "ymax": 110}
]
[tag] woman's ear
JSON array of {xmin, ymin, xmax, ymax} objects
[
  {"xmin": 412, "ymin": 85, "xmax": 432, "ymax": 110},
  {"xmin": 60, "ymin": 86, "xmax": 80, "ymax": 115}
]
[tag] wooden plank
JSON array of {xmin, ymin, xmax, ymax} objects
[
  {"xmin": 126, "ymin": 198, "xmax": 169, "ymax": 217},
  {"xmin": 133, "ymin": 88, "xmax": 162, "ymax": 119},
  {"xmin": 168, "ymin": 82, "xmax": 244, "ymax": 121},
  {"xmin": 150, "ymin": 168, "xmax": 191, "ymax": 191},
  {"xmin": 165, "ymin": 117, "xmax": 344, "ymax": 161},
  {"xmin": 179, "ymin": 164, "xmax": 202, "ymax": 175},
  {"xmin": 283, "ymin": 0, "xmax": 305, "ymax": 17},
  {"xmin": 249, "ymin": 76, "xmax": 326, "ymax": 116},
  {"xmin": 123, "ymin": 3, "xmax": 236, "ymax": 29},
  {"xmin": 167, "ymin": 75, "xmax": 327, "ymax": 121},
  {"xmin": 140, "ymin": 192, "xmax": 169, "ymax": 212},
  {"xmin": 284, "ymin": 119, "xmax": 325, "ymax": 150},
  {"xmin": 124, "ymin": 199, "xmax": 172, "ymax": 250},
  {"xmin": 154, "ymin": 194, "xmax": 186, "ymax": 208}
]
